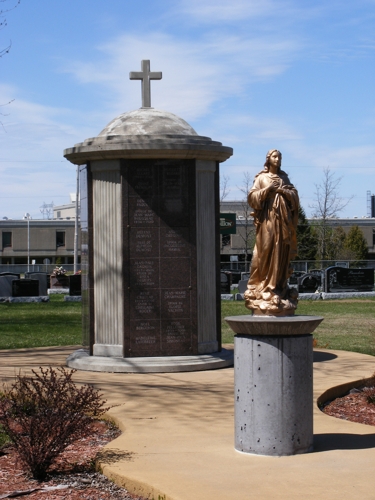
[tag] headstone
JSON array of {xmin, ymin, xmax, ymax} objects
[
  {"xmin": 50, "ymin": 275, "xmax": 69, "ymax": 288},
  {"xmin": 12, "ymin": 279, "xmax": 39, "ymax": 297},
  {"xmin": 309, "ymin": 269, "xmax": 323, "ymax": 276},
  {"xmin": 237, "ymin": 279, "xmax": 248, "ymax": 294},
  {"xmin": 325, "ymin": 266, "xmax": 374, "ymax": 293},
  {"xmin": 298, "ymin": 273, "xmax": 321, "ymax": 293},
  {"xmin": 0, "ymin": 275, "xmax": 19, "ymax": 297},
  {"xmin": 0, "ymin": 272, "xmax": 20, "ymax": 278},
  {"xmin": 221, "ymin": 271, "xmax": 232, "ymax": 294},
  {"xmin": 69, "ymin": 274, "xmax": 81, "ymax": 296},
  {"xmin": 25, "ymin": 272, "xmax": 48, "ymax": 295},
  {"xmin": 288, "ymin": 271, "xmax": 306, "ymax": 286},
  {"xmin": 221, "ymin": 294, "xmax": 234, "ymax": 301}
]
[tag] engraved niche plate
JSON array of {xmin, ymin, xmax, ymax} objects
[{"xmin": 123, "ymin": 159, "xmax": 197, "ymax": 357}]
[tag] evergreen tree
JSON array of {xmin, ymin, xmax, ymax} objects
[
  {"xmin": 344, "ymin": 226, "xmax": 368, "ymax": 260},
  {"xmin": 326, "ymin": 226, "xmax": 346, "ymax": 260},
  {"xmin": 296, "ymin": 205, "xmax": 317, "ymax": 260}
]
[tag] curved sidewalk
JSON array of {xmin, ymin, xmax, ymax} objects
[{"xmin": 0, "ymin": 346, "xmax": 374, "ymax": 500}]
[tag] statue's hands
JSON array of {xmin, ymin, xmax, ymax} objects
[
  {"xmin": 276, "ymin": 186, "xmax": 293, "ymax": 200},
  {"xmin": 267, "ymin": 180, "xmax": 281, "ymax": 192}
]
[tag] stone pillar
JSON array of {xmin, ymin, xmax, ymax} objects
[
  {"xmin": 196, "ymin": 160, "xmax": 218, "ymax": 354},
  {"xmin": 91, "ymin": 161, "xmax": 123, "ymax": 357},
  {"xmin": 225, "ymin": 315, "xmax": 323, "ymax": 456}
]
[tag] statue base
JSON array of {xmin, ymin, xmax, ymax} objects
[
  {"xmin": 244, "ymin": 286, "xmax": 298, "ymax": 316},
  {"xmin": 225, "ymin": 315, "xmax": 323, "ymax": 456}
]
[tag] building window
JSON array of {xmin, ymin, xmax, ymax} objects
[
  {"xmin": 57, "ymin": 211, "xmax": 61, "ymax": 218},
  {"xmin": 56, "ymin": 231, "xmax": 65, "ymax": 247},
  {"xmin": 2, "ymin": 232, "xmax": 12, "ymax": 248},
  {"xmin": 373, "ymin": 229, "xmax": 375, "ymax": 246}
]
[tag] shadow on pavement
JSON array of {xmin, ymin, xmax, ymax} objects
[
  {"xmin": 313, "ymin": 351, "xmax": 337, "ymax": 363},
  {"xmin": 314, "ymin": 432, "xmax": 375, "ymax": 451}
]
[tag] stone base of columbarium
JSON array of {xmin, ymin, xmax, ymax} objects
[
  {"xmin": 225, "ymin": 315, "xmax": 323, "ymax": 456},
  {"xmin": 66, "ymin": 348, "xmax": 234, "ymax": 373}
]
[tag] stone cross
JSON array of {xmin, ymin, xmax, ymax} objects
[{"xmin": 129, "ymin": 60, "xmax": 162, "ymax": 108}]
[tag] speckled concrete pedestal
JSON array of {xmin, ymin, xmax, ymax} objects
[{"xmin": 225, "ymin": 315, "xmax": 323, "ymax": 456}]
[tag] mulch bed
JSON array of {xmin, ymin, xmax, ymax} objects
[
  {"xmin": 0, "ymin": 420, "xmax": 147, "ymax": 500},
  {"xmin": 322, "ymin": 385, "xmax": 375, "ymax": 427}
]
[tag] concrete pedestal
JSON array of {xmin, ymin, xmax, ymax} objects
[{"xmin": 225, "ymin": 315, "xmax": 323, "ymax": 456}]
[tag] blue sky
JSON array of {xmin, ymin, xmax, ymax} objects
[{"xmin": 0, "ymin": 0, "xmax": 374, "ymax": 219}]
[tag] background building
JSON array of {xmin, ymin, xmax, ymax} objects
[
  {"xmin": 53, "ymin": 193, "xmax": 79, "ymax": 220},
  {"xmin": 0, "ymin": 219, "xmax": 79, "ymax": 272},
  {"xmin": 220, "ymin": 200, "xmax": 375, "ymax": 280}
]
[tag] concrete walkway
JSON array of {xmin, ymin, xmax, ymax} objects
[{"xmin": 1, "ymin": 346, "xmax": 375, "ymax": 500}]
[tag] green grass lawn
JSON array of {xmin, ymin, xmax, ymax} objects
[
  {"xmin": 1, "ymin": 295, "xmax": 374, "ymax": 357},
  {"xmin": 222, "ymin": 298, "xmax": 375, "ymax": 356},
  {"xmin": 0, "ymin": 295, "xmax": 82, "ymax": 349}
]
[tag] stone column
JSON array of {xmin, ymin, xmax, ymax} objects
[
  {"xmin": 91, "ymin": 160, "xmax": 124, "ymax": 357},
  {"xmin": 196, "ymin": 160, "xmax": 218, "ymax": 354},
  {"xmin": 225, "ymin": 315, "xmax": 323, "ymax": 456}
]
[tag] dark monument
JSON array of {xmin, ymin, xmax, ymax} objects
[
  {"xmin": 298, "ymin": 273, "xmax": 321, "ymax": 293},
  {"xmin": 288, "ymin": 271, "xmax": 306, "ymax": 286},
  {"xmin": 0, "ymin": 273, "xmax": 20, "ymax": 297},
  {"xmin": 25, "ymin": 272, "xmax": 48, "ymax": 295},
  {"xmin": 220, "ymin": 271, "xmax": 232, "ymax": 294},
  {"xmin": 325, "ymin": 266, "xmax": 374, "ymax": 293},
  {"xmin": 69, "ymin": 274, "xmax": 82, "ymax": 296},
  {"xmin": 12, "ymin": 279, "xmax": 39, "ymax": 297}
]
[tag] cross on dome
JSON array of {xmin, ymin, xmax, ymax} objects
[{"xmin": 129, "ymin": 60, "xmax": 162, "ymax": 108}]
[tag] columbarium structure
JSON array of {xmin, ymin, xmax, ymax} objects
[{"xmin": 64, "ymin": 60, "xmax": 233, "ymax": 372}]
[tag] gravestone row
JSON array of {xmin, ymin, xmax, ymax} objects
[{"xmin": 0, "ymin": 272, "xmax": 81, "ymax": 297}]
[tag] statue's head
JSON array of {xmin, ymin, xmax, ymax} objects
[{"xmin": 264, "ymin": 149, "xmax": 282, "ymax": 172}]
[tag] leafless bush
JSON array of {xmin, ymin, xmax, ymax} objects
[{"xmin": 0, "ymin": 366, "xmax": 111, "ymax": 480}]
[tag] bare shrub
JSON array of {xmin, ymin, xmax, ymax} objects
[{"xmin": 0, "ymin": 367, "xmax": 111, "ymax": 480}]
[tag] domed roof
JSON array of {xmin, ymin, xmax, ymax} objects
[
  {"xmin": 99, "ymin": 108, "xmax": 198, "ymax": 137},
  {"xmin": 64, "ymin": 107, "xmax": 232, "ymax": 164}
]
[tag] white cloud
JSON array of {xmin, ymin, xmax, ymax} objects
[
  {"xmin": 0, "ymin": 85, "xmax": 95, "ymax": 219},
  {"xmin": 310, "ymin": 146, "xmax": 375, "ymax": 171},
  {"xmin": 63, "ymin": 31, "xmax": 301, "ymax": 121}
]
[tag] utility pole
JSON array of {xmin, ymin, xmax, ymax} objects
[{"xmin": 74, "ymin": 165, "xmax": 79, "ymax": 274}]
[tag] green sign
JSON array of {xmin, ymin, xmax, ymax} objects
[{"xmin": 220, "ymin": 213, "xmax": 236, "ymax": 234}]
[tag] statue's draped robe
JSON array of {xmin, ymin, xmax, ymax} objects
[{"xmin": 247, "ymin": 170, "xmax": 299, "ymax": 303}]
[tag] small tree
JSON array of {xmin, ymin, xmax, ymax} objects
[
  {"xmin": 344, "ymin": 225, "xmax": 368, "ymax": 261},
  {"xmin": 0, "ymin": 367, "xmax": 111, "ymax": 480},
  {"xmin": 296, "ymin": 205, "xmax": 318, "ymax": 260},
  {"xmin": 237, "ymin": 171, "xmax": 256, "ymax": 269},
  {"xmin": 325, "ymin": 226, "xmax": 347, "ymax": 260},
  {"xmin": 220, "ymin": 174, "xmax": 230, "ymax": 202},
  {"xmin": 310, "ymin": 167, "xmax": 353, "ymax": 260}
]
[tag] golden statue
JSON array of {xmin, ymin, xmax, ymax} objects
[{"xmin": 244, "ymin": 150, "xmax": 299, "ymax": 316}]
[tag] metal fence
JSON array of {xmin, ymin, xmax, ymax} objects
[
  {"xmin": 0, "ymin": 264, "xmax": 80, "ymax": 276},
  {"xmin": 221, "ymin": 260, "xmax": 375, "ymax": 284},
  {"xmin": 290, "ymin": 260, "xmax": 375, "ymax": 273}
]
